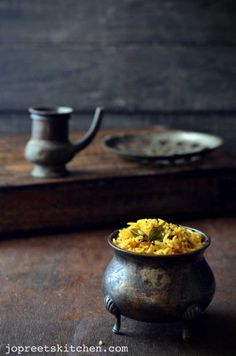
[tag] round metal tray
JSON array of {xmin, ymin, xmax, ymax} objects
[{"xmin": 103, "ymin": 131, "xmax": 223, "ymax": 162}]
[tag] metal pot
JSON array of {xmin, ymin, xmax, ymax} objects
[{"xmin": 103, "ymin": 227, "xmax": 215, "ymax": 340}]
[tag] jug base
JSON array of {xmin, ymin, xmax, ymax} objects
[{"xmin": 32, "ymin": 164, "xmax": 69, "ymax": 178}]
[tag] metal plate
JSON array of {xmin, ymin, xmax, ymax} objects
[{"xmin": 103, "ymin": 131, "xmax": 223, "ymax": 162}]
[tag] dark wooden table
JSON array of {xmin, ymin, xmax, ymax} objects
[
  {"xmin": 0, "ymin": 217, "xmax": 235, "ymax": 355},
  {"xmin": 1, "ymin": 129, "xmax": 236, "ymax": 235}
]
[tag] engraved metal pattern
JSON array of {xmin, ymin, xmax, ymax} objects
[
  {"xmin": 183, "ymin": 304, "xmax": 202, "ymax": 321},
  {"xmin": 104, "ymin": 295, "xmax": 121, "ymax": 334},
  {"xmin": 103, "ymin": 131, "xmax": 223, "ymax": 163}
]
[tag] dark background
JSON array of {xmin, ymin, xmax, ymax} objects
[{"xmin": 0, "ymin": 0, "xmax": 235, "ymax": 152}]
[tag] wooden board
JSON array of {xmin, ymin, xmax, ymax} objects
[
  {"xmin": 0, "ymin": 128, "xmax": 236, "ymax": 235},
  {"xmin": 1, "ymin": 0, "xmax": 236, "ymax": 157},
  {"xmin": 0, "ymin": 0, "xmax": 236, "ymax": 112},
  {"xmin": 1, "ymin": 0, "xmax": 235, "ymax": 46},
  {"xmin": 0, "ymin": 217, "xmax": 236, "ymax": 355},
  {"xmin": 1, "ymin": 46, "xmax": 236, "ymax": 112}
]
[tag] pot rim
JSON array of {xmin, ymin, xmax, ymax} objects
[{"xmin": 108, "ymin": 226, "xmax": 210, "ymax": 259}]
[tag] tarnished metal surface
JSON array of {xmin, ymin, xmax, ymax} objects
[
  {"xmin": 24, "ymin": 107, "xmax": 103, "ymax": 177},
  {"xmin": 103, "ymin": 227, "xmax": 215, "ymax": 338},
  {"xmin": 103, "ymin": 131, "xmax": 223, "ymax": 162},
  {"xmin": 0, "ymin": 218, "xmax": 235, "ymax": 354}
]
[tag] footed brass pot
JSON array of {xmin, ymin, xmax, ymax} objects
[{"xmin": 103, "ymin": 227, "xmax": 215, "ymax": 340}]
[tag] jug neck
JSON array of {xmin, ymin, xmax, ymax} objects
[{"xmin": 29, "ymin": 107, "xmax": 72, "ymax": 142}]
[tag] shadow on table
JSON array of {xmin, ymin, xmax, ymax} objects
[{"xmin": 72, "ymin": 309, "xmax": 236, "ymax": 356}]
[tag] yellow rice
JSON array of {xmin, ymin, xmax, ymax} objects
[{"xmin": 114, "ymin": 218, "xmax": 205, "ymax": 255}]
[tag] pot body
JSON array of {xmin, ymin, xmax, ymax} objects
[{"xmin": 103, "ymin": 246, "xmax": 215, "ymax": 323}]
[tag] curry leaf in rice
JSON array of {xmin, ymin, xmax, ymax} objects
[{"xmin": 114, "ymin": 218, "xmax": 205, "ymax": 255}]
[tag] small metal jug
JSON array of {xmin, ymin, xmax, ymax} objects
[{"xmin": 24, "ymin": 106, "xmax": 103, "ymax": 178}]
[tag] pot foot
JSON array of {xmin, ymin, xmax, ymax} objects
[
  {"xmin": 182, "ymin": 321, "xmax": 191, "ymax": 341},
  {"xmin": 182, "ymin": 304, "xmax": 202, "ymax": 341},
  {"xmin": 104, "ymin": 295, "xmax": 121, "ymax": 334},
  {"xmin": 112, "ymin": 314, "xmax": 121, "ymax": 334}
]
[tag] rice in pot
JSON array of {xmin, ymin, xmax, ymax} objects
[{"xmin": 114, "ymin": 218, "xmax": 205, "ymax": 255}]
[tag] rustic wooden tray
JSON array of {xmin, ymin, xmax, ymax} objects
[{"xmin": 0, "ymin": 128, "xmax": 236, "ymax": 235}]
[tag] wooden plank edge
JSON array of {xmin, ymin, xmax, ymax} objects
[{"xmin": 0, "ymin": 169, "xmax": 236, "ymax": 236}]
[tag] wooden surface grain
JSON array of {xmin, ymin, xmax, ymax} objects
[
  {"xmin": 0, "ymin": 0, "xmax": 235, "ymax": 112},
  {"xmin": 0, "ymin": 0, "xmax": 236, "ymax": 154},
  {"xmin": 1, "ymin": 0, "xmax": 235, "ymax": 46},
  {"xmin": 0, "ymin": 217, "xmax": 235, "ymax": 355},
  {"xmin": 1, "ymin": 45, "xmax": 235, "ymax": 112},
  {"xmin": 2, "ymin": 111, "xmax": 236, "ymax": 155},
  {"xmin": 0, "ymin": 129, "xmax": 236, "ymax": 235}
]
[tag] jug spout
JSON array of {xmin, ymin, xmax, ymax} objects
[{"xmin": 74, "ymin": 107, "xmax": 104, "ymax": 153}]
